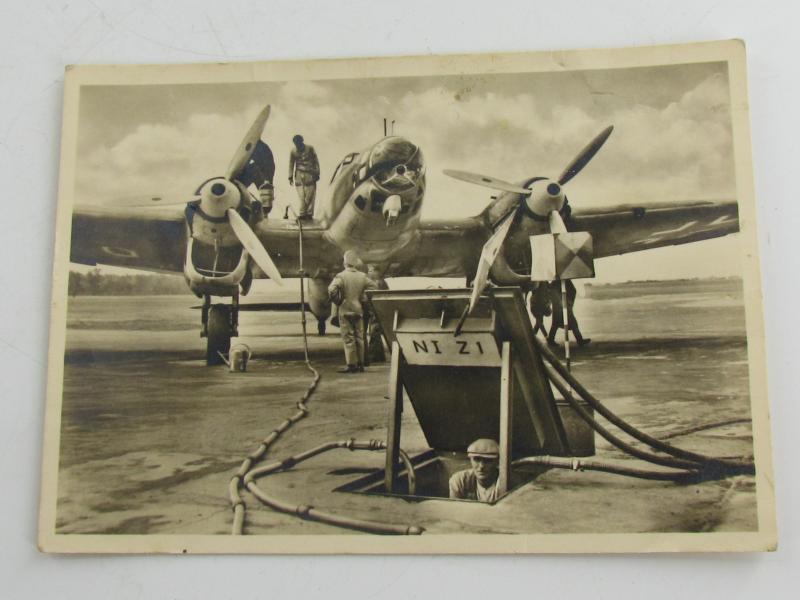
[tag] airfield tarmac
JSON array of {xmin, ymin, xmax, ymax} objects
[{"xmin": 55, "ymin": 278, "xmax": 758, "ymax": 535}]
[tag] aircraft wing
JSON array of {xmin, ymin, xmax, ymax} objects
[
  {"xmin": 404, "ymin": 218, "xmax": 485, "ymax": 278},
  {"xmin": 71, "ymin": 206, "xmax": 188, "ymax": 273},
  {"xmin": 568, "ymin": 200, "xmax": 739, "ymax": 258},
  {"xmin": 70, "ymin": 206, "xmax": 334, "ymax": 277},
  {"xmin": 69, "ymin": 200, "xmax": 739, "ymax": 279}
]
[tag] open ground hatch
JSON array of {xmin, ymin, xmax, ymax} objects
[{"xmin": 335, "ymin": 288, "xmax": 595, "ymax": 504}]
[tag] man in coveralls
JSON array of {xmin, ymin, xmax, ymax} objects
[
  {"xmin": 237, "ymin": 139, "xmax": 276, "ymax": 218},
  {"xmin": 288, "ymin": 134, "xmax": 320, "ymax": 220},
  {"xmin": 328, "ymin": 250, "xmax": 377, "ymax": 373}
]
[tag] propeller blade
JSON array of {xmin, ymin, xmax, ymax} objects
[
  {"xmin": 227, "ymin": 208, "xmax": 284, "ymax": 285},
  {"xmin": 443, "ymin": 169, "xmax": 531, "ymax": 195},
  {"xmin": 557, "ymin": 125, "xmax": 614, "ymax": 186},
  {"xmin": 455, "ymin": 209, "xmax": 518, "ymax": 335},
  {"xmin": 548, "ymin": 209, "xmax": 567, "ymax": 234},
  {"xmin": 225, "ymin": 104, "xmax": 272, "ymax": 181},
  {"xmin": 471, "ymin": 210, "xmax": 517, "ymax": 308}
]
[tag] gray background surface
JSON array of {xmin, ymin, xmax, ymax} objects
[{"xmin": 1, "ymin": 0, "xmax": 796, "ymax": 597}]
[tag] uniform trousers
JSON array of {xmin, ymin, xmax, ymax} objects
[
  {"xmin": 293, "ymin": 171, "xmax": 317, "ymax": 218},
  {"xmin": 339, "ymin": 313, "xmax": 365, "ymax": 366}
]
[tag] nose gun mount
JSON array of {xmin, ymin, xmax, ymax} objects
[{"xmin": 383, "ymin": 194, "xmax": 402, "ymax": 227}]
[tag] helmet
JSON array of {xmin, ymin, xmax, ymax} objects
[
  {"xmin": 467, "ymin": 438, "xmax": 499, "ymax": 458},
  {"xmin": 293, "ymin": 134, "xmax": 304, "ymax": 144}
]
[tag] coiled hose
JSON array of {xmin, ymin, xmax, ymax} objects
[
  {"xmin": 244, "ymin": 439, "xmax": 422, "ymax": 535},
  {"xmin": 229, "ymin": 213, "xmax": 421, "ymax": 535}
]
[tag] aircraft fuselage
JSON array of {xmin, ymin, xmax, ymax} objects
[{"xmin": 321, "ymin": 136, "xmax": 426, "ymax": 266}]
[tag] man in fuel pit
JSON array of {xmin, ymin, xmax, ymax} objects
[
  {"xmin": 328, "ymin": 250, "xmax": 377, "ymax": 373},
  {"xmin": 449, "ymin": 438, "xmax": 501, "ymax": 503},
  {"xmin": 288, "ymin": 134, "xmax": 320, "ymax": 220}
]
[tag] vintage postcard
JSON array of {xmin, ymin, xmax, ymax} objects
[{"xmin": 39, "ymin": 40, "xmax": 776, "ymax": 553}]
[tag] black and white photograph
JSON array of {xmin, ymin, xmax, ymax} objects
[{"xmin": 38, "ymin": 40, "xmax": 775, "ymax": 554}]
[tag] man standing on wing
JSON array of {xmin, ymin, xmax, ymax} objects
[{"xmin": 288, "ymin": 134, "xmax": 320, "ymax": 220}]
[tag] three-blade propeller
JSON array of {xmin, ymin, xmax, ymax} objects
[
  {"xmin": 113, "ymin": 104, "xmax": 283, "ymax": 285},
  {"xmin": 448, "ymin": 125, "xmax": 613, "ymax": 319}
]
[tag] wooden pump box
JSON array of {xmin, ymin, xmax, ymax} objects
[{"xmin": 357, "ymin": 288, "xmax": 595, "ymax": 502}]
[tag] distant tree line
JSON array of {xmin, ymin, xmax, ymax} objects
[{"xmin": 68, "ymin": 269, "xmax": 187, "ymax": 296}]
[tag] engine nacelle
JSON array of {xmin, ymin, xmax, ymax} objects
[{"xmin": 184, "ymin": 238, "xmax": 249, "ymax": 297}]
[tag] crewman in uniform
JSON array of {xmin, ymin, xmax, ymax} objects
[
  {"xmin": 329, "ymin": 256, "xmax": 367, "ymax": 330},
  {"xmin": 288, "ymin": 134, "xmax": 320, "ymax": 220},
  {"xmin": 238, "ymin": 139, "xmax": 276, "ymax": 218},
  {"xmin": 256, "ymin": 142, "xmax": 276, "ymax": 217},
  {"xmin": 449, "ymin": 438, "xmax": 501, "ymax": 503},
  {"xmin": 328, "ymin": 250, "xmax": 377, "ymax": 373},
  {"xmin": 547, "ymin": 279, "xmax": 590, "ymax": 347}
]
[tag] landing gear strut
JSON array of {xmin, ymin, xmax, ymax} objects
[{"xmin": 201, "ymin": 293, "xmax": 240, "ymax": 365}]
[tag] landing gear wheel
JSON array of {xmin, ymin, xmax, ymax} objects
[
  {"xmin": 206, "ymin": 304, "xmax": 232, "ymax": 365},
  {"xmin": 317, "ymin": 317, "xmax": 327, "ymax": 336}
]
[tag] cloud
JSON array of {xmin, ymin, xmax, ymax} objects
[
  {"xmin": 387, "ymin": 72, "xmax": 735, "ymax": 218},
  {"xmin": 75, "ymin": 70, "xmax": 735, "ymax": 221},
  {"xmin": 279, "ymin": 80, "xmax": 331, "ymax": 102},
  {"xmin": 77, "ymin": 111, "xmax": 256, "ymax": 202}
]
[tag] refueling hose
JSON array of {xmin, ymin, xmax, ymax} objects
[
  {"xmin": 513, "ymin": 456, "xmax": 696, "ymax": 482},
  {"xmin": 229, "ymin": 211, "xmax": 421, "ymax": 535},
  {"xmin": 244, "ymin": 439, "xmax": 422, "ymax": 535},
  {"xmin": 535, "ymin": 338, "xmax": 755, "ymax": 481}
]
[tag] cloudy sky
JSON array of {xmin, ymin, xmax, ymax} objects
[{"xmin": 74, "ymin": 61, "xmax": 741, "ymax": 281}]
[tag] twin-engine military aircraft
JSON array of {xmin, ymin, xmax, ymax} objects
[{"xmin": 70, "ymin": 104, "xmax": 739, "ymax": 364}]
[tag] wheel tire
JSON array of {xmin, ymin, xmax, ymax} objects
[
  {"xmin": 317, "ymin": 317, "xmax": 326, "ymax": 336},
  {"xmin": 206, "ymin": 305, "xmax": 232, "ymax": 365}
]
